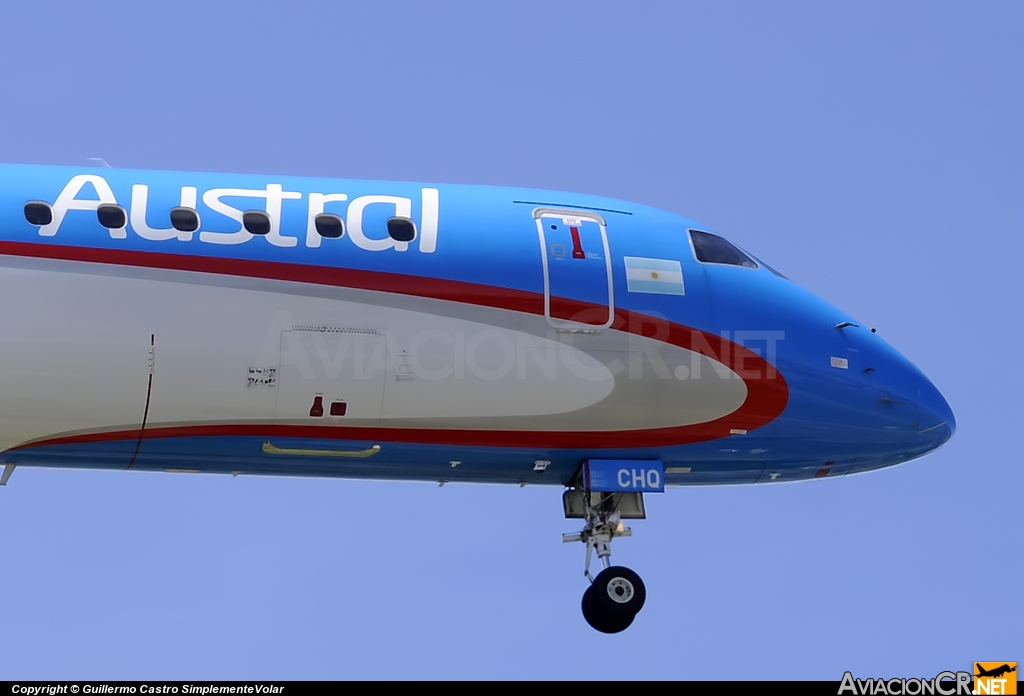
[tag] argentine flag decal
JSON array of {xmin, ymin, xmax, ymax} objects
[{"xmin": 624, "ymin": 257, "xmax": 685, "ymax": 295}]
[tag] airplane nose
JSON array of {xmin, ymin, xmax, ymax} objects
[
  {"xmin": 852, "ymin": 328, "xmax": 956, "ymax": 460},
  {"xmin": 924, "ymin": 379, "xmax": 955, "ymax": 436},
  {"xmin": 889, "ymin": 359, "xmax": 955, "ymax": 451},
  {"xmin": 915, "ymin": 368, "xmax": 955, "ymax": 442}
]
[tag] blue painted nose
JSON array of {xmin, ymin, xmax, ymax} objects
[
  {"xmin": 896, "ymin": 361, "xmax": 956, "ymax": 453},
  {"xmin": 919, "ymin": 372, "xmax": 955, "ymax": 442}
]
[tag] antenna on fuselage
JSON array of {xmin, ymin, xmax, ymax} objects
[{"xmin": 86, "ymin": 157, "xmax": 113, "ymax": 168}]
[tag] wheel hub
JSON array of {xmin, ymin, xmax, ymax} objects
[{"xmin": 606, "ymin": 577, "xmax": 634, "ymax": 603}]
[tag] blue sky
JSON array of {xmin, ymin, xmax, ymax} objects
[{"xmin": 0, "ymin": 1, "xmax": 1020, "ymax": 680}]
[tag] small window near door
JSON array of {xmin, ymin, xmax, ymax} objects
[{"xmin": 387, "ymin": 217, "xmax": 416, "ymax": 242}]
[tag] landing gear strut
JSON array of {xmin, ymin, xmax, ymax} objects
[{"xmin": 563, "ymin": 487, "xmax": 648, "ymax": 633}]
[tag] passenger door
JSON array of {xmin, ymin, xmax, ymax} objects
[{"xmin": 534, "ymin": 209, "xmax": 614, "ymax": 330}]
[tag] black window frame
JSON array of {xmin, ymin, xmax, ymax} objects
[
  {"xmin": 170, "ymin": 207, "xmax": 201, "ymax": 233},
  {"xmin": 97, "ymin": 203, "xmax": 128, "ymax": 230},
  {"xmin": 314, "ymin": 213, "xmax": 345, "ymax": 239},
  {"xmin": 687, "ymin": 228, "xmax": 759, "ymax": 270},
  {"xmin": 242, "ymin": 210, "xmax": 272, "ymax": 236},
  {"xmin": 24, "ymin": 201, "xmax": 54, "ymax": 226},
  {"xmin": 387, "ymin": 216, "xmax": 417, "ymax": 243}
]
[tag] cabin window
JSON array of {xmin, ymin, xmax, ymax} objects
[
  {"xmin": 315, "ymin": 213, "xmax": 345, "ymax": 238},
  {"xmin": 97, "ymin": 204, "xmax": 127, "ymax": 230},
  {"xmin": 170, "ymin": 207, "xmax": 201, "ymax": 233},
  {"xmin": 243, "ymin": 210, "xmax": 271, "ymax": 235},
  {"xmin": 24, "ymin": 201, "xmax": 53, "ymax": 226},
  {"xmin": 387, "ymin": 216, "xmax": 416, "ymax": 243},
  {"xmin": 689, "ymin": 229, "xmax": 757, "ymax": 269}
]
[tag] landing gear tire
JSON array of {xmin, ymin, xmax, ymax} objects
[
  {"xmin": 582, "ymin": 585, "xmax": 635, "ymax": 634},
  {"xmin": 563, "ymin": 488, "xmax": 648, "ymax": 633},
  {"xmin": 591, "ymin": 565, "xmax": 646, "ymax": 616}
]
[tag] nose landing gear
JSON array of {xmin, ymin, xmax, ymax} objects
[{"xmin": 563, "ymin": 486, "xmax": 648, "ymax": 633}]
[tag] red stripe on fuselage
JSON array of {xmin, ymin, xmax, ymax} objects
[{"xmin": 0, "ymin": 241, "xmax": 789, "ymax": 451}]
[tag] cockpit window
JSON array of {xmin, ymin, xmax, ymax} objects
[{"xmin": 689, "ymin": 229, "xmax": 758, "ymax": 269}]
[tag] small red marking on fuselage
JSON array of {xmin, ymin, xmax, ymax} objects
[{"xmin": 570, "ymin": 227, "xmax": 586, "ymax": 259}]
